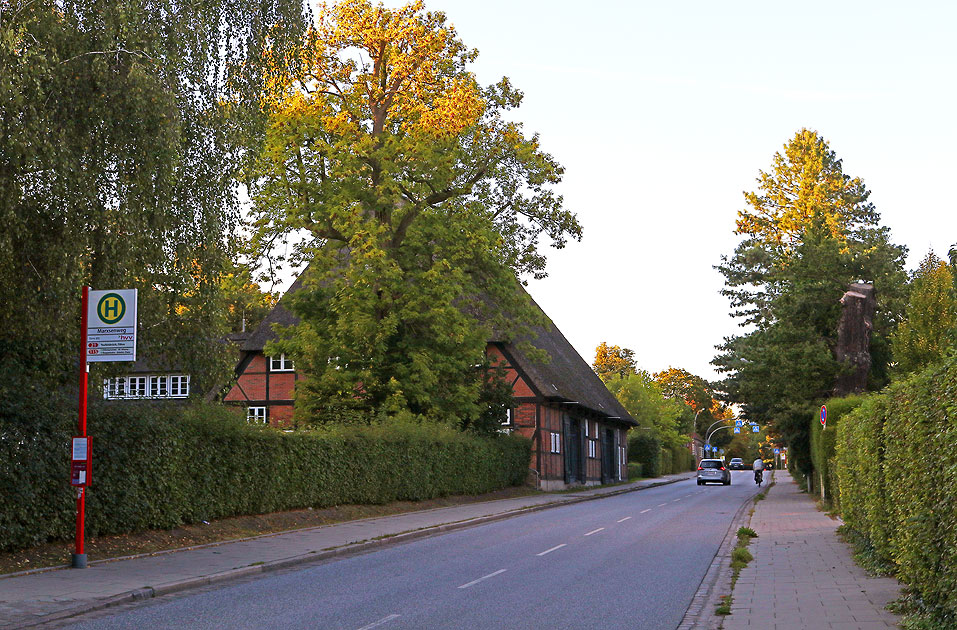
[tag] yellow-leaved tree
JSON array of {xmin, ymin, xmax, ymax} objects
[{"xmin": 250, "ymin": 0, "xmax": 581, "ymax": 425}]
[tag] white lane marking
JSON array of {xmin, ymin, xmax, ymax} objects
[
  {"xmin": 537, "ymin": 544, "xmax": 567, "ymax": 556},
  {"xmin": 617, "ymin": 516, "xmax": 632, "ymax": 523},
  {"xmin": 640, "ymin": 508, "xmax": 652, "ymax": 514},
  {"xmin": 672, "ymin": 498, "xmax": 681, "ymax": 502},
  {"xmin": 357, "ymin": 614, "xmax": 401, "ymax": 630},
  {"xmin": 584, "ymin": 527, "xmax": 605, "ymax": 536},
  {"xmin": 657, "ymin": 503, "xmax": 667, "ymax": 507},
  {"xmin": 458, "ymin": 569, "xmax": 506, "ymax": 589}
]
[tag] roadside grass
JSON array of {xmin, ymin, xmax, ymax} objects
[
  {"xmin": 715, "ymin": 594, "xmax": 733, "ymax": 615},
  {"xmin": 717, "ymin": 525, "xmax": 760, "ymax": 616},
  {"xmin": 0, "ymin": 486, "xmax": 538, "ymax": 575}
]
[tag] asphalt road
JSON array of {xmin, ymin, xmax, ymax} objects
[{"xmin": 62, "ymin": 471, "xmax": 763, "ymax": 630}]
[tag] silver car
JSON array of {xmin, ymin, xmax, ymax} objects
[{"xmin": 697, "ymin": 459, "xmax": 731, "ymax": 486}]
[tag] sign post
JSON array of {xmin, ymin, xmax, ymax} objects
[
  {"xmin": 72, "ymin": 287, "xmax": 137, "ymax": 569},
  {"xmin": 72, "ymin": 286, "xmax": 90, "ymax": 569}
]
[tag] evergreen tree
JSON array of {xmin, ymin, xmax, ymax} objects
[{"xmin": 713, "ymin": 130, "xmax": 907, "ymax": 473}]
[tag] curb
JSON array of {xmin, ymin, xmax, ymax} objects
[
  {"xmin": 10, "ymin": 474, "xmax": 693, "ymax": 628},
  {"xmin": 677, "ymin": 470, "xmax": 774, "ymax": 630}
]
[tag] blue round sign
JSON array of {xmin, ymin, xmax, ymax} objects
[{"xmin": 821, "ymin": 405, "xmax": 827, "ymax": 427}]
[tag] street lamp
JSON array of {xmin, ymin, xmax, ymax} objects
[{"xmin": 704, "ymin": 418, "xmax": 736, "ymax": 459}]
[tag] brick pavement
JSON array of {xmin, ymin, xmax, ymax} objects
[{"xmin": 719, "ymin": 473, "xmax": 901, "ymax": 630}]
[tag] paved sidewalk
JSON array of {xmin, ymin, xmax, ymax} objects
[
  {"xmin": 720, "ymin": 473, "xmax": 902, "ymax": 630},
  {"xmin": 0, "ymin": 472, "xmax": 693, "ymax": 629}
]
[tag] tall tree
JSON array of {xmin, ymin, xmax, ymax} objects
[
  {"xmin": 604, "ymin": 371, "xmax": 687, "ymax": 449},
  {"xmin": 891, "ymin": 252, "xmax": 957, "ymax": 376},
  {"xmin": 653, "ymin": 367, "xmax": 730, "ymax": 437},
  {"xmin": 592, "ymin": 342, "xmax": 637, "ymax": 381},
  {"xmin": 251, "ymin": 0, "xmax": 581, "ymax": 422},
  {"xmin": 0, "ymin": 0, "xmax": 307, "ymax": 392},
  {"xmin": 713, "ymin": 130, "xmax": 907, "ymax": 473}
]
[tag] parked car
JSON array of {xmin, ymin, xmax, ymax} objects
[
  {"xmin": 697, "ymin": 459, "xmax": 731, "ymax": 485},
  {"xmin": 729, "ymin": 458, "xmax": 744, "ymax": 470}
]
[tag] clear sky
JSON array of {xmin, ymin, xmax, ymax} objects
[{"xmin": 294, "ymin": 1, "xmax": 957, "ymax": 382}]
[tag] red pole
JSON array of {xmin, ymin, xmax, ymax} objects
[{"xmin": 73, "ymin": 286, "xmax": 89, "ymax": 568}]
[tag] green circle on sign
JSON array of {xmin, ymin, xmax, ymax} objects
[{"xmin": 97, "ymin": 293, "xmax": 126, "ymax": 324}]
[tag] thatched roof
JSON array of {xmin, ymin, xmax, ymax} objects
[
  {"xmin": 497, "ymin": 295, "xmax": 637, "ymax": 427},
  {"xmin": 242, "ymin": 272, "xmax": 636, "ymax": 427},
  {"xmin": 241, "ymin": 273, "xmax": 306, "ymax": 352}
]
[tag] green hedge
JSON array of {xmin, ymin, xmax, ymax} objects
[
  {"xmin": 658, "ymin": 448, "xmax": 673, "ymax": 475},
  {"xmin": 625, "ymin": 432, "xmax": 693, "ymax": 478},
  {"xmin": 0, "ymin": 399, "xmax": 530, "ymax": 552},
  {"xmin": 836, "ymin": 357, "xmax": 957, "ymax": 625},
  {"xmin": 628, "ymin": 431, "xmax": 661, "ymax": 477},
  {"xmin": 809, "ymin": 394, "xmax": 864, "ymax": 508},
  {"xmin": 671, "ymin": 446, "xmax": 695, "ymax": 472},
  {"xmin": 627, "ymin": 462, "xmax": 643, "ymax": 480}
]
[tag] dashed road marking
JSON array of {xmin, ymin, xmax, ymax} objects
[
  {"xmin": 584, "ymin": 528, "xmax": 605, "ymax": 536},
  {"xmin": 657, "ymin": 503, "xmax": 667, "ymax": 507},
  {"xmin": 357, "ymin": 614, "xmax": 401, "ymax": 629},
  {"xmin": 458, "ymin": 569, "xmax": 506, "ymax": 589},
  {"xmin": 617, "ymin": 517, "xmax": 632, "ymax": 523},
  {"xmin": 640, "ymin": 509, "xmax": 651, "ymax": 514},
  {"xmin": 537, "ymin": 544, "xmax": 567, "ymax": 556}
]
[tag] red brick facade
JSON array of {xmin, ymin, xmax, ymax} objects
[
  {"xmin": 489, "ymin": 343, "xmax": 629, "ymax": 489},
  {"xmin": 224, "ymin": 354, "xmax": 298, "ymax": 427}
]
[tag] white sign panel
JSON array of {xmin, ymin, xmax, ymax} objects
[
  {"xmin": 72, "ymin": 437, "xmax": 89, "ymax": 461},
  {"xmin": 87, "ymin": 289, "xmax": 137, "ymax": 362}
]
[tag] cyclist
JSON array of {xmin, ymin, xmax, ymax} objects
[{"xmin": 752, "ymin": 457, "xmax": 764, "ymax": 486}]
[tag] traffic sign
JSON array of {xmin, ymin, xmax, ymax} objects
[
  {"xmin": 733, "ymin": 427, "xmax": 741, "ymax": 434},
  {"xmin": 774, "ymin": 448, "xmax": 780, "ymax": 454},
  {"xmin": 820, "ymin": 404, "xmax": 827, "ymax": 429},
  {"xmin": 735, "ymin": 419, "xmax": 743, "ymax": 427},
  {"xmin": 86, "ymin": 289, "xmax": 137, "ymax": 362},
  {"xmin": 752, "ymin": 425, "xmax": 759, "ymax": 433}
]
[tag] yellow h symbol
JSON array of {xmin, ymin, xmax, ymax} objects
[{"xmin": 97, "ymin": 294, "xmax": 126, "ymax": 324}]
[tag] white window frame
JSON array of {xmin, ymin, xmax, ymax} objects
[
  {"xmin": 149, "ymin": 375, "xmax": 169, "ymax": 398},
  {"xmin": 247, "ymin": 406, "xmax": 267, "ymax": 424},
  {"xmin": 588, "ymin": 439, "xmax": 597, "ymax": 459},
  {"xmin": 270, "ymin": 354, "xmax": 294, "ymax": 372},
  {"xmin": 168, "ymin": 375, "xmax": 190, "ymax": 398},
  {"xmin": 503, "ymin": 408, "xmax": 514, "ymax": 426},
  {"xmin": 550, "ymin": 432, "xmax": 561, "ymax": 454},
  {"xmin": 129, "ymin": 376, "xmax": 147, "ymax": 398},
  {"xmin": 104, "ymin": 374, "xmax": 187, "ymax": 400}
]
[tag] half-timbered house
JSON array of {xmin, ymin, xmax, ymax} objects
[{"xmin": 223, "ymin": 277, "xmax": 636, "ymax": 488}]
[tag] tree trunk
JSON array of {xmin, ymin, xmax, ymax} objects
[{"xmin": 833, "ymin": 282, "xmax": 876, "ymax": 396}]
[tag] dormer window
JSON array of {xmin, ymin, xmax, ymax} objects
[{"xmin": 270, "ymin": 354, "xmax": 294, "ymax": 372}]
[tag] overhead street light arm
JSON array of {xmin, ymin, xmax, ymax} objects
[
  {"xmin": 704, "ymin": 418, "xmax": 728, "ymax": 439},
  {"xmin": 706, "ymin": 424, "xmax": 733, "ymax": 444}
]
